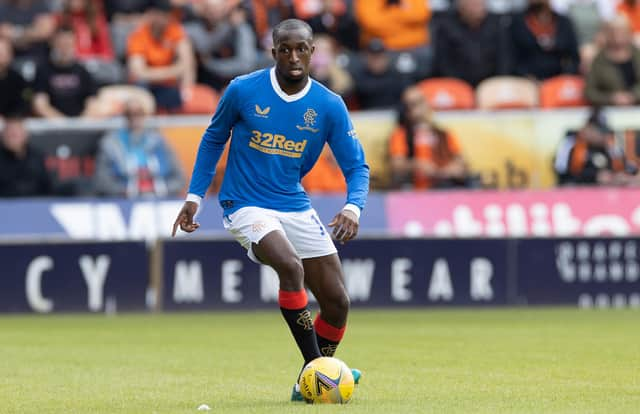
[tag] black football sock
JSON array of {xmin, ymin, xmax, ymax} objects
[{"xmin": 279, "ymin": 289, "xmax": 322, "ymax": 364}]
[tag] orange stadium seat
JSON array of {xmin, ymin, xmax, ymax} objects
[
  {"xmin": 476, "ymin": 76, "xmax": 539, "ymax": 110},
  {"xmin": 539, "ymin": 75, "xmax": 587, "ymax": 108},
  {"xmin": 416, "ymin": 78, "xmax": 475, "ymax": 110},
  {"xmin": 180, "ymin": 84, "xmax": 220, "ymax": 115}
]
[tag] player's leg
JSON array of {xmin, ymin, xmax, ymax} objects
[
  {"xmin": 252, "ymin": 231, "xmax": 322, "ymax": 364},
  {"xmin": 302, "ymin": 254, "xmax": 349, "ymax": 357},
  {"xmin": 223, "ymin": 207, "xmax": 321, "ymax": 364}
]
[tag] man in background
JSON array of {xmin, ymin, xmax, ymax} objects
[
  {"xmin": 94, "ymin": 98, "xmax": 185, "ymax": 198},
  {"xmin": 0, "ymin": 37, "xmax": 29, "ymax": 118},
  {"xmin": 32, "ymin": 26, "xmax": 100, "ymax": 118},
  {"xmin": 127, "ymin": 0, "xmax": 195, "ymax": 112},
  {"xmin": 433, "ymin": 0, "xmax": 512, "ymax": 86},
  {"xmin": 0, "ymin": 115, "xmax": 53, "ymax": 197},
  {"xmin": 185, "ymin": 0, "xmax": 257, "ymax": 90},
  {"xmin": 554, "ymin": 108, "xmax": 638, "ymax": 185}
]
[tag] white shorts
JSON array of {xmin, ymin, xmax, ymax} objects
[{"xmin": 222, "ymin": 206, "xmax": 337, "ymax": 263}]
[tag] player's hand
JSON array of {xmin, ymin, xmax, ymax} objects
[
  {"xmin": 171, "ymin": 201, "xmax": 200, "ymax": 237},
  {"xmin": 328, "ymin": 209, "xmax": 359, "ymax": 244}
]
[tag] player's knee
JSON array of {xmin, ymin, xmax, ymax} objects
[
  {"xmin": 275, "ymin": 256, "xmax": 305, "ymax": 289},
  {"xmin": 323, "ymin": 290, "xmax": 350, "ymax": 324},
  {"xmin": 334, "ymin": 291, "xmax": 350, "ymax": 317}
]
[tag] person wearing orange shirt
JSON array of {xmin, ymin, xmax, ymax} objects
[
  {"xmin": 389, "ymin": 86, "xmax": 470, "ymax": 190},
  {"xmin": 126, "ymin": 0, "xmax": 195, "ymax": 112},
  {"xmin": 618, "ymin": 0, "xmax": 640, "ymax": 33},
  {"xmin": 354, "ymin": 0, "xmax": 431, "ymax": 51},
  {"xmin": 302, "ymin": 145, "xmax": 347, "ymax": 194}
]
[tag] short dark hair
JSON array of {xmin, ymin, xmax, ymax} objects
[{"xmin": 272, "ymin": 19, "xmax": 313, "ymax": 45}]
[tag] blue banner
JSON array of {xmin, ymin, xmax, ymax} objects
[
  {"xmin": 0, "ymin": 194, "xmax": 387, "ymax": 241},
  {"xmin": 161, "ymin": 239, "xmax": 509, "ymax": 310},
  {"xmin": 516, "ymin": 238, "xmax": 640, "ymax": 307},
  {"xmin": 0, "ymin": 242, "xmax": 149, "ymax": 313}
]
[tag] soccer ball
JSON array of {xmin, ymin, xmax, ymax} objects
[{"xmin": 298, "ymin": 357, "xmax": 355, "ymax": 404}]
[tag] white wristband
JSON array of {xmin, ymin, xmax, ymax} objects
[
  {"xmin": 186, "ymin": 193, "xmax": 202, "ymax": 206},
  {"xmin": 343, "ymin": 203, "xmax": 361, "ymax": 219}
]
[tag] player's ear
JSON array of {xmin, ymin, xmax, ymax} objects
[
  {"xmin": 271, "ymin": 47, "xmax": 276, "ymax": 60},
  {"xmin": 310, "ymin": 44, "xmax": 315, "ymax": 55}
]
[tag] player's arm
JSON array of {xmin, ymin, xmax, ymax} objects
[
  {"xmin": 172, "ymin": 80, "xmax": 240, "ymax": 236},
  {"xmin": 326, "ymin": 97, "xmax": 370, "ymax": 244}
]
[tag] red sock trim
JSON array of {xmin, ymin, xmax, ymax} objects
[
  {"xmin": 314, "ymin": 314, "xmax": 346, "ymax": 342},
  {"xmin": 278, "ymin": 289, "xmax": 308, "ymax": 310}
]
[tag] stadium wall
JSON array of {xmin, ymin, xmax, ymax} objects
[{"xmin": 1, "ymin": 236, "xmax": 638, "ymax": 313}]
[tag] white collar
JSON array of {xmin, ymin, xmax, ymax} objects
[{"xmin": 269, "ymin": 67, "xmax": 311, "ymax": 103}]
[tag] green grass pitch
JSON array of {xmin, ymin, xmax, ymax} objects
[{"xmin": 2, "ymin": 308, "xmax": 639, "ymax": 414}]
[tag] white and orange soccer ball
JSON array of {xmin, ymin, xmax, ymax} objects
[{"xmin": 298, "ymin": 357, "xmax": 355, "ymax": 404}]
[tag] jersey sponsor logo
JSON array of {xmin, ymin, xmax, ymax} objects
[
  {"xmin": 296, "ymin": 108, "xmax": 319, "ymax": 133},
  {"xmin": 254, "ymin": 104, "xmax": 271, "ymax": 118},
  {"xmin": 249, "ymin": 130, "xmax": 307, "ymax": 158}
]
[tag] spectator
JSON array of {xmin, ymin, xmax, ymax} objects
[
  {"xmin": 32, "ymin": 26, "xmax": 100, "ymax": 118},
  {"xmin": 554, "ymin": 107, "xmax": 637, "ymax": 186},
  {"xmin": 433, "ymin": 0, "xmax": 512, "ymax": 87},
  {"xmin": 617, "ymin": 1, "xmax": 640, "ymax": 38},
  {"xmin": 185, "ymin": 0, "xmax": 257, "ymax": 90},
  {"xmin": 349, "ymin": 38, "xmax": 414, "ymax": 109},
  {"xmin": 104, "ymin": 0, "xmax": 153, "ymax": 59},
  {"xmin": 585, "ymin": 16, "xmax": 640, "ymax": 106},
  {"xmin": 389, "ymin": 86, "xmax": 470, "ymax": 190},
  {"xmin": 510, "ymin": 0, "xmax": 581, "ymax": 80},
  {"xmin": 302, "ymin": 145, "xmax": 347, "ymax": 194},
  {"xmin": 551, "ymin": 0, "xmax": 616, "ymax": 45},
  {"xmin": 310, "ymin": 34, "xmax": 353, "ymax": 97},
  {"xmin": 0, "ymin": 37, "xmax": 29, "ymax": 118},
  {"xmin": 127, "ymin": 0, "xmax": 195, "ymax": 112},
  {"xmin": 94, "ymin": 98, "xmax": 185, "ymax": 198},
  {"xmin": 295, "ymin": 0, "xmax": 359, "ymax": 50},
  {"xmin": 354, "ymin": 0, "xmax": 431, "ymax": 50},
  {"xmin": 0, "ymin": 0, "xmax": 56, "ymax": 61},
  {"xmin": 57, "ymin": 0, "xmax": 114, "ymax": 61},
  {"xmin": 246, "ymin": 0, "xmax": 293, "ymax": 50},
  {"xmin": 0, "ymin": 115, "xmax": 54, "ymax": 197}
]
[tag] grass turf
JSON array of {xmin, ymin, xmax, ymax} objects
[{"xmin": 1, "ymin": 308, "xmax": 639, "ymax": 414}]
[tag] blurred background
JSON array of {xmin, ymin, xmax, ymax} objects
[{"xmin": 1, "ymin": 0, "xmax": 640, "ymax": 313}]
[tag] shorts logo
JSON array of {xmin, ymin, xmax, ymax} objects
[
  {"xmin": 252, "ymin": 221, "xmax": 266, "ymax": 233},
  {"xmin": 296, "ymin": 108, "xmax": 319, "ymax": 133},
  {"xmin": 296, "ymin": 310, "xmax": 313, "ymax": 330},
  {"xmin": 254, "ymin": 104, "xmax": 271, "ymax": 118}
]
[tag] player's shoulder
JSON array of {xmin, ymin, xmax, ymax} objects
[
  {"xmin": 231, "ymin": 68, "xmax": 270, "ymax": 89},
  {"xmin": 223, "ymin": 68, "xmax": 269, "ymax": 100},
  {"xmin": 309, "ymin": 79, "xmax": 347, "ymax": 110}
]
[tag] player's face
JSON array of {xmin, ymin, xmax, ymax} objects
[{"xmin": 272, "ymin": 29, "xmax": 314, "ymax": 82}]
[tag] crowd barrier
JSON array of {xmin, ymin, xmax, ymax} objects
[
  {"xmin": 22, "ymin": 107, "xmax": 640, "ymax": 191},
  {"xmin": 1, "ymin": 237, "xmax": 638, "ymax": 313}
]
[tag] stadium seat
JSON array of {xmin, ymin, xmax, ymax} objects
[
  {"xmin": 416, "ymin": 78, "xmax": 475, "ymax": 110},
  {"xmin": 180, "ymin": 84, "xmax": 220, "ymax": 115},
  {"xmin": 539, "ymin": 75, "xmax": 587, "ymax": 108},
  {"xmin": 95, "ymin": 85, "xmax": 156, "ymax": 116},
  {"xmin": 475, "ymin": 76, "xmax": 539, "ymax": 110}
]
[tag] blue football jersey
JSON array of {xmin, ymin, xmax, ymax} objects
[{"xmin": 188, "ymin": 68, "xmax": 369, "ymax": 215}]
